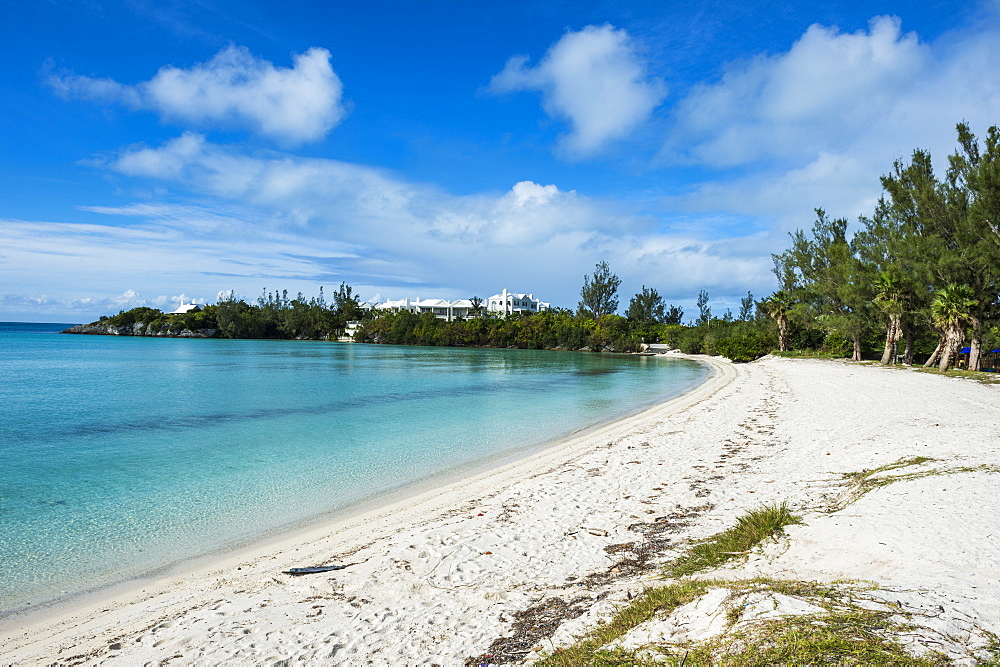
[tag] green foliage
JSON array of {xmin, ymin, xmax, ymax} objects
[
  {"xmin": 738, "ymin": 291, "xmax": 755, "ymax": 321},
  {"xmin": 357, "ymin": 309, "xmax": 643, "ymax": 352},
  {"xmin": 821, "ymin": 331, "xmax": 851, "ymax": 356},
  {"xmin": 677, "ymin": 327, "xmax": 705, "ymax": 354},
  {"xmin": 103, "ymin": 306, "xmax": 165, "ymax": 328},
  {"xmin": 696, "ymin": 289, "xmax": 711, "ymax": 326},
  {"xmin": 665, "ymin": 503, "xmax": 803, "ymax": 578},
  {"xmin": 713, "ymin": 330, "xmax": 776, "ymax": 362},
  {"xmin": 578, "ymin": 260, "xmax": 621, "ymax": 318},
  {"xmin": 663, "ymin": 304, "xmax": 684, "ymax": 325},
  {"xmin": 626, "ymin": 285, "xmax": 666, "ymax": 324},
  {"xmin": 660, "ymin": 324, "xmax": 686, "ymax": 348},
  {"xmin": 89, "ymin": 287, "xmax": 368, "ymax": 340},
  {"xmin": 771, "ymin": 122, "xmax": 1000, "ymax": 367}
]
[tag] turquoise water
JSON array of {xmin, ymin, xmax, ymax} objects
[{"xmin": 0, "ymin": 322, "xmax": 707, "ymax": 614}]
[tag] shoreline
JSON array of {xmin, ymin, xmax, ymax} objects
[
  {"xmin": 3, "ymin": 355, "xmax": 998, "ymax": 664},
  {"xmin": 0, "ymin": 351, "xmax": 709, "ymax": 623},
  {"xmin": 0, "ymin": 355, "xmax": 732, "ymax": 662}
]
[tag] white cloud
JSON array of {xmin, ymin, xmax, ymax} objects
[
  {"xmin": 491, "ymin": 24, "xmax": 666, "ymax": 157},
  {"xmin": 0, "ymin": 290, "xmax": 149, "ymax": 318},
  {"xmin": 663, "ymin": 13, "xmax": 1000, "ymax": 237},
  {"xmin": 666, "ymin": 16, "xmax": 930, "ymax": 167},
  {"xmin": 88, "ymin": 134, "xmax": 775, "ymax": 312},
  {"xmin": 50, "ymin": 45, "xmax": 347, "ymax": 145}
]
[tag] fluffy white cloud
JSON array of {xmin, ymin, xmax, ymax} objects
[
  {"xmin": 77, "ymin": 134, "xmax": 772, "ymax": 313},
  {"xmin": 491, "ymin": 24, "xmax": 666, "ymax": 157},
  {"xmin": 50, "ymin": 46, "xmax": 346, "ymax": 145},
  {"xmin": 666, "ymin": 16, "xmax": 930, "ymax": 167},
  {"xmin": 664, "ymin": 13, "xmax": 1000, "ymax": 235}
]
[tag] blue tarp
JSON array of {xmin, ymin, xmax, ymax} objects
[{"xmin": 959, "ymin": 347, "xmax": 1000, "ymax": 353}]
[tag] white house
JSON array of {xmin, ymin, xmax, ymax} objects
[
  {"xmin": 375, "ymin": 297, "xmax": 476, "ymax": 321},
  {"xmin": 170, "ymin": 298, "xmax": 199, "ymax": 314},
  {"xmin": 486, "ymin": 289, "xmax": 550, "ymax": 316},
  {"xmin": 371, "ymin": 289, "xmax": 549, "ymax": 321}
]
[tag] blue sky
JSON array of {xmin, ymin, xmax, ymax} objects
[{"xmin": 2, "ymin": 0, "xmax": 999, "ymax": 322}]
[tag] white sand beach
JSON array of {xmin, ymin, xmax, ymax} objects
[{"xmin": 2, "ymin": 355, "xmax": 998, "ymax": 664}]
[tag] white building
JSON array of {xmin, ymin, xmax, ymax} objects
[
  {"xmin": 486, "ymin": 289, "xmax": 550, "ymax": 316},
  {"xmin": 170, "ymin": 298, "xmax": 199, "ymax": 314},
  {"xmin": 371, "ymin": 289, "xmax": 550, "ymax": 321},
  {"xmin": 375, "ymin": 297, "xmax": 476, "ymax": 321}
]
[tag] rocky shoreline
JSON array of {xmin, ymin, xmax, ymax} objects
[{"xmin": 62, "ymin": 322, "xmax": 217, "ymax": 338}]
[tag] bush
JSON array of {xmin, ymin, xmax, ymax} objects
[
  {"xmin": 714, "ymin": 330, "xmax": 775, "ymax": 362},
  {"xmin": 661, "ymin": 324, "xmax": 686, "ymax": 348},
  {"xmin": 677, "ymin": 328, "xmax": 704, "ymax": 354},
  {"xmin": 821, "ymin": 331, "xmax": 851, "ymax": 356}
]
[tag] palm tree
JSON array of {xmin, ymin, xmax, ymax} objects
[
  {"xmin": 873, "ymin": 270, "xmax": 907, "ymax": 365},
  {"xmin": 930, "ymin": 284, "xmax": 977, "ymax": 371},
  {"xmin": 469, "ymin": 296, "xmax": 484, "ymax": 318},
  {"xmin": 761, "ymin": 290, "xmax": 795, "ymax": 352}
]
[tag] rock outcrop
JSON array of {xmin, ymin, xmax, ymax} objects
[{"xmin": 63, "ymin": 322, "xmax": 217, "ymax": 338}]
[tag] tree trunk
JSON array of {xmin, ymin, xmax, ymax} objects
[
  {"xmin": 939, "ymin": 326, "xmax": 964, "ymax": 372},
  {"xmin": 902, "ymin": 321, "xmax": 915, "ymax": 365},
  {"xmin": 777, "ymin": 317, "xmax": 789, "ymax": 352},
  {"xmin": 880, "ymin": 314, "xmax": 900, "ymax": 365},
  {"xmin": 969, "ymin": 319, "xmax": 982, "ymax": 371},
  {"xmin": 923, "ymin": 337, "xmax": 944, "ymax": 368},
  {"xmin": 852, "ymin": 335, "xmax": 862, "ymax": 361}
]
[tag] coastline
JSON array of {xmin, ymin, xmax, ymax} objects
[
  {"xmin": 2, "ymin": 355, "xmax": 998, "ymax": 663},
  {"xmin": 0, "ymin": 349, "xmax": 707, "ymax": 622},
  {"xmin": 0, "ymin": 353, "xmax": 730, "ymax": 662}
]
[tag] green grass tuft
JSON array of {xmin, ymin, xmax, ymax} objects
[
  {"xmin": 665, "ymin": 503, "xmax": 803, "ymax": 578},
  {"xmin": 537, "ymin": 579, "xmax": 713, "ymax": 666},
  {"xmin": 683, "ymin": 607, "xmax": 946, "ymax": 665},
  {"xmin": 913, "ymin": 367, "xmax": 1000, "ymax": 384},
  {"xmin": 537, "ymin": 577, "xmax": 947, "ymax": 666},
  {"xmin": 829, "ymin": 456, "xmax": 1000, "ymax": 512}
]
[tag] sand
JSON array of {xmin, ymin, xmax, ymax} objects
[{"xmin": 1, "ymin": 355, "xmax": 998, "ymax": 664}]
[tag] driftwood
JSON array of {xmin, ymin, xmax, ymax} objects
[{"xmin": 282, "ymin": 565, "xmax": 348, "ymax": 575}]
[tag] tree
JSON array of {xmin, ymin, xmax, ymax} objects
[
  {"xmin": 942, "ymin": 123, "xmax": 1000, "ymax": 370},
  {"xmin": 469, "ymin": 296, "xmax": 484, "ymax": 317},
  {"xmin": 626, "ymin": 286, "xmax": 666, "ymax": 323},
  {"xmin": 664, "ymin": 305, "xmax": 684, "ymax": 325},
  {"xmin": 873, "ymin": 269, "xmax": 908, "ymax": 365},
  {"xmin": 696, "ymin": 290, "xmax": 711, "ymax": 326},
  {"xmin": 333, "ymin": 282, "xmax": 363, "ymax": 322},
  {"xmin": 578, "ymin": 261, "xmax": 621, "ymax": 318},
  {"xmin": 761, "ymin": 291, "xmax": 794, "ymax": 352},
  {"xmin": 930, "ymin": 284, "xmax": 977, "ymax": 371},
  {"xmin": 774, "ymin": 210, "xmax": 874, "ymax": 360},
  {"xmin": 739, "ymin": 291, "xmax": 755, "ymax": 321}
]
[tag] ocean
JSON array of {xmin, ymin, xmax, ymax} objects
[{"xmin": 0, "ymin": 322, "xmax": 707, "ymax": 615}]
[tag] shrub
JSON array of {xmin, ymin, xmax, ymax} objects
[
  {"xmin": 714, "ymin": 330, "xmax": 775, "ymax": 362},
  {"xmin": 677, "ymin": 328, "xmax": 704, "ymax": 354}
]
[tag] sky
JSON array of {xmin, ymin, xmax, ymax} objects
[{"xmin": 2, "ymin": 0, "xmax": 999, "ymax": 322}]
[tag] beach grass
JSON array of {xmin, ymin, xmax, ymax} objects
[
  {"xmin": 538, "ymin": 577, "xmax": 945, "ymax": 666},
  {"xmin": 831, "ymin": 456, "xmax": 1000, "ymax": 512},
  {"xmin": 536, "ymin": 578, "xmax": 714, "ymax": 665},
  {"xmin": 912, "ymin": 367, "xmax": 1000, "ymax": 385},
  {"xmin": 681, "ymin": 606, "xmax": 946, "ymax": 666},
  {"xmin": 771, "ymin": 350, "xmax": 845, "ymax": 360},
  {"xmin": 664, "ymin": 502, "xmax": 803, "ymax": 578}
]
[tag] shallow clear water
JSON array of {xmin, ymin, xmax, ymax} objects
[{"xmin": 0, "ymin": 322, "xmax": 707, "ymax": 614}]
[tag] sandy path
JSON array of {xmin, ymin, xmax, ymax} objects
[{"xmin": 1, "ymin": 356, "xmax": 997, "ymax": 664}]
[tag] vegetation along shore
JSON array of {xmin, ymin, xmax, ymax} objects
[{"xmin": 65, "ymin": 125, "xmax": 1000, "ymax": 373}]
